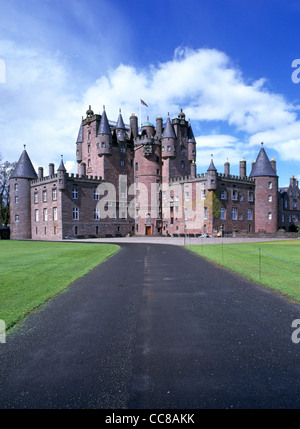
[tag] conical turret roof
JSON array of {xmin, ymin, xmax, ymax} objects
[
  {"xmin": 11, "ymin": 148, "xmax": 37, "ymax": 179},
  {"xmin": 97, "ymin": 108, "xmax": 111, "ymax": 135},
  {"xmin": 188, "ymin": 121, "xmax": 196, "ymax": 142},
  {"xmin": 249, "ymin": 145, "xmax": 277, "ymax": 177},
  {"xmin": 76, "ymin": 123, "xmax": 83, "ymax": 143},
  {"xmin": 207, "ymin": 156, "xmax": 217, "ymax": 172},
  {"xmin": 57, "ymin": 156, "xmax": 66, "ymax": 172},
  {"xmin": 161, "ymin": 116, "xmax": 176, "ymax": 139},
  {"xmin": 116, "ymin": 110, "xmax": 126, "ymax": 130}
]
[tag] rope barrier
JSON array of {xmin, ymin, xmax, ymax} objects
[{"xmin": 260, "ymin": 248, "xmax": 300, "ymax": 268}]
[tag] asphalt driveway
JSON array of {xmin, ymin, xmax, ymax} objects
[{"xmin": 1, "ymin": 243, "xmax": 300, "ymax": 409}]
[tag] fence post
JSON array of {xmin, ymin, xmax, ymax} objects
[
  {"xmin": 259, "ymin": 248, "xmax": 261, "ymax": 282},
  {"xmin": 222, "ymin": 241, "xmax": 224, "ymax": 264}
]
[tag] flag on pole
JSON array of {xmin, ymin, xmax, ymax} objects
[{"xmin": 140, "ymin": 99, "xmax": 148, "ymax": 107}]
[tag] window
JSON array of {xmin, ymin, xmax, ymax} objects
[
  {"xmin": 101, "ymin": 142, "xmax": 106, "ymax": 148},
  {"xmin": 167, "ymin": 146, "xmax": 171, "ymax": 151},
  {"xmin": 94, "ymin": 208, "xmax": 100, "ymax": 220},
  {"xmin": 268, "ymin": 212, "xmax": 272, "ymax": 220},
  {"xmin": 202, "ymin": 190, "xmax": 206, "ymax": 199},
  {"xmin": 220, "ymin": 189, "xmax": 226, "ymax": 200},
  {"xmin": 14, "ymin": 183, "xmax": 18, "ymax": 191},
  {"xmin": 239, "ymin": 214, "xmax": 243, "ymax": 220},
  {"xmin": 239, "ymin": 194, "xmax": 243, "ymax": 202},
  {"xmin": 34, "ymin": 192, "xmax": 38, "ymax": 203},
  {"xmin": 15, "ymin": 196, "xmax": 18, "ymax": 203},
  {"xmin": 232, "ymin": 190, "xmax": 238, "ymax": 201},
  {"xmin": 120, "ymin": 159, "xmax": 125, "ymax": 166},
  {"xmin": 15, "ymin": 215, "xmax": 19, "ymax": 223},
  {"xmin": 204, "ymin": 207, "xmax": 208, "ymax": 219},
  {"xmin": 289, "ymin": 215, "xmax": 292, "ymax": 223},
  {"xmin": 170, "ymin": 217, "xmax": 174, "ymax": 225},
  {"xmin": 53, "ymin": 207, "xmax": 57, "ymax": 221},
  {"xmin": 220, "ymin": 208, "xmax": 226, "ymax": 220},
  {"xmin": 247, "ymin": 209, "xmax": 253, "ymax": 220},
  {"xmin": 72, "ymin": 189, "xmax": 78, "ymax": 199},
  {"xmin": 88, "ymin": 144, "xmax": 91, "ymax": 154},
  {"xmin": 135, "ymin": 162, "xmax": 138, "ymax": 171},
  {"xmin": 185, "ymin": 191, "xmax": 189, "ymax": 201},
  {"xmin": 282, "ymin": 214, "xmax": 285, "ymax": 222},
  {"xmin": 73, "ymin": 207, "xmax": 79, "ymax": 220},
  {"xmin": 52, "ymin": 188, "xmax": 57, "ymax": 201},
  {"xmin": 43, "ymin": 190, "xmax": 47, "ymax": 202},
  {"xmin": 181, "ymin": 161, "xmax": 185, "ymax": 169},
  {"xmin": 94, "ymin": 190, "xmax": 99, "ymax": 200},
  {"xmin": 268, "ymin": 195, "xmax": 272, "ymax": 202},
  {"xmin": 120, "ymin": 145, "xmax": 125, "ymax": 153},
  {"xmin": 232, "ymin": 208, "xmax": 237, "ymax": 220},
  {"xmin": 35, "ymin": 209, "xmax": 39, "ymax": 222},
  {"xmin": 43, "ymin": 208, "xmax": 48, "ymax": 221},
  {"xmin": 285, "ymin": 199, "xmax": 288, "ymax": 209},
  {"xmin": 248, "ymin": 191, "xmax": 254, "ymax": 202},
  {"xmin": 54, "ymin": 226, "xmax": 57, "ymax": 235},
  {"xmin": 293, "ymin": 199, "xmax": 297, "ymax": 209},
  {"xmin": 268, "ymin": 182, "xmax": 272, "ymax": 189}
]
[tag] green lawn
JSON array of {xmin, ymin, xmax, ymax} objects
[
  {"xmin": 186, "ymin": 240, "xmax": 300, "ymax": 302},
  {"xmin": 0, "ymin": 241, "xmax": 119, "ymax": 331}
]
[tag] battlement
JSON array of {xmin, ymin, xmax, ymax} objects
[
  {"xmin": 169, "ymin": 172, "xmax": 256, "ymax": 185},
  {"xmin": 30, "ymin": 172, "xmax": 103, "ymax": 187}
]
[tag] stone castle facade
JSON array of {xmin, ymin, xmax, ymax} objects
[{"xmin": 9, "ymin": 105, "xmax": 300, "ymax": 240}]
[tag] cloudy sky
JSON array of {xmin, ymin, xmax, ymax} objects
[{"xmin": 1, "ymin": 0, "xmax": 300, "ymax": 186}]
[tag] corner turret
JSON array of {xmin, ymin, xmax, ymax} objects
[
  {"xmin": 97, "ymin": 107, "xmax": 112, "ymax": 156},
  {"xmin": 161, "ymin": 115, "xmax": 176, "ymax": 158},
  {"xmin": 207, "ymin": 155, "xmax": 217, "ymax": 191},
  {"xmin": 10, "ymin": 147, "xmax": 37, "ymax": 239}
]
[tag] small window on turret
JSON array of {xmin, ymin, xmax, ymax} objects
[
  {"xmin": 15, "ymin": 215, "xmax": 19, "ymax": 223},
  {"xmin": 43, "ymin": 191, "xmax": 47, "ymax": 202},
  {"xmin": 14, "ymin": 183, "xmax": 18, "ymax": 191}
]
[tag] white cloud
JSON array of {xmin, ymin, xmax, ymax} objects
[{"xmin": 2, "ymin": 44, "xmax": 300, "ymax": 176}]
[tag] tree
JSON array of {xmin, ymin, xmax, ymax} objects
[{"xmin": 0, "ymin": 160, "xmax": 17, "ymax": 226}]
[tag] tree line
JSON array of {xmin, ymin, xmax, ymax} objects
[{"xmin": 0, "ymin": 159, "xmax": 16, "ymax": 226}]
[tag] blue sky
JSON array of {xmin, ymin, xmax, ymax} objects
[{"xmin": 1, "ymin": 0, "xmax": 300, "ymax": 186}]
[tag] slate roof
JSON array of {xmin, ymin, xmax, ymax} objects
[
  {"xmin": 116, "ymin": 111, "xmax": 126, "ymax": 130},
  {"xmin": 11, "ymin": 149, "xmax": 38, "ymax": 179},
  {"xmin": 97, "ymin": 109, "xmax": 111, "ymax": 135},
  {"xmin": 57, "ymin": 156, "xmax": 66, "ymax": 172},
  {"xmin": 249, "ymin": 146, "xmax": 277, "ymax": 177},
  {"xmin": 161, "ymin": 116, "xmax": 176, "ymax": 139},
  {"xmin": 187, "ymin": 122, "xmax": 196, "ymax": 142},
  {"xmin": 207, "ymin": 157, "xmax": 217, "ymax": 172},
  {"xmin": 76, "ymin": 124, "xmax": 83, "ymax": 143}
]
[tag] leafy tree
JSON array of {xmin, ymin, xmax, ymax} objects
[{"xmin": 0, "ymin": 160, "xmax": 17, "ymax": 226}]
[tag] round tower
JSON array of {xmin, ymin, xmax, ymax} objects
[
  {"xmin": 97, "ymin": 107, "xmax": 112, "ymax": 156},
  {"xmin": 161, "ymin": 115, "xmax": 176, "ymax": 159},
  {"xmin": 10, "ymin": 147, "xmax": 37, "ymax": 240},
  {"xmin": 134, "ymin": 126, "xmax": 162, "ymax": 236},
  {"xmin": 249, "ymin": 144, "xmax": 278, "ymax": 233},
  {"xmin": 187, "ymin": 120, "xmax": 196, "ymax": 163},
  {"xmin": 206, "ymin": 155, "xmax": 217, "ymax": 191},
  {"xmin": 57, "ymin": 156, "xmax": 67, "ymax": 191}
]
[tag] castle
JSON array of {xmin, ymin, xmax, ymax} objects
[{"xmin": 9, "ymin": 106, "xmax": 300, "ymax": 240}]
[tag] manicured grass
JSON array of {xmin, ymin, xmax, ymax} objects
[
  {"xmin": 0, "ymin": 241, "xmax": 119, "ymax": 331},
  {"xmin": 186, "ymin": 240, "xmax": 300, "ymax": 302}
]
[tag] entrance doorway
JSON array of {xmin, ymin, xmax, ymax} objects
[{"xmin": 146, "ymin": 226, "xmax": 151, "ymax": 236}]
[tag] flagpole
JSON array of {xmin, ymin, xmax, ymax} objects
[{"xmin": 139, "ymin": 100, "xmax": 141, "ymax": 132}]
